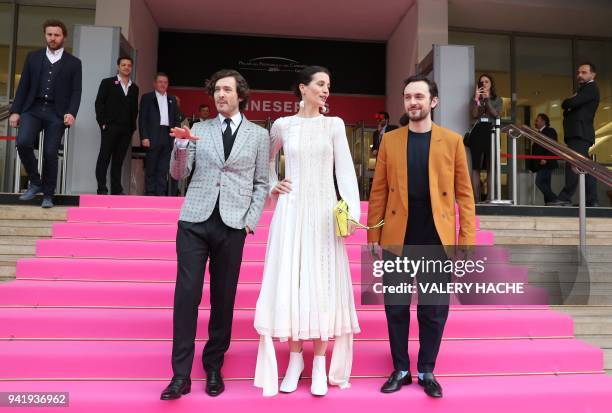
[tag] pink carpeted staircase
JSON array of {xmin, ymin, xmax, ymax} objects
[{"xmin": 1, "ymin": 194, "xmax": 611, "ymax": 412}]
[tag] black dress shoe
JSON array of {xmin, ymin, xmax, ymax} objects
[
  {"xmin": 380, "ymin": 370, "xmax": 412, "ymax": 393},
  {"xmin": 205, "ymin": 370, "xmax": 225, "ymax": 397},
  {"xmin": 418, "ymin": 373, "xmax": 442, "ymax": 398},
  {"xmin": 160, "ymin": 378, "xmax": 191, "ymax": 400}
]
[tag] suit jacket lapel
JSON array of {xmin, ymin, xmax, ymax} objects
[
  {"xmin": 397, "ymin": 127, "xmax": 409, "ymax": 210},
  {"xmin": 226, "ymin": 117, "xmax": 250, "ymax": 165},
  {"xmin": 210, "ymin": 120, "xmax": 226, "ymax": 164},
  {"xmin": 428, "ymin": 123, "xmax": 442, "ymax": 200}
]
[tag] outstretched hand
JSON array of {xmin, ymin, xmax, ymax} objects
[{"xmin": 170, "ymin": 127, "xmax": 199, "ymax": 141}]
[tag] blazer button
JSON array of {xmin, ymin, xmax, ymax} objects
[
  {"xmin": 442, "ymin": 192, "xmax": 447, "ymax": 196},
  {"xmin": 391, "ymin": 210, "xmax": 396, "ymax": 215},
  {"xmin": 216, "ymin": 183, "xmax": 220, "ymax": 187},
  {"xmin": 390, "ymin": 188, "xmax": 395, "ymax": 192}
]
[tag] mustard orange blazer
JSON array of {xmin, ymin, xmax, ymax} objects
[{"xmin": 367, "ymin": 123, "xmax": 476, "ymax": 247}]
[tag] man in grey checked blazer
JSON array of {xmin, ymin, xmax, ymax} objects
[{"xmin": 161, "ymin": 70, "xmax": 269, "ymax": 400}]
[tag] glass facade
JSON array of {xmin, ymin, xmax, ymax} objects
[{"xmin": 0, "ymin": 2, "xmax": 94, "ymax": 191}]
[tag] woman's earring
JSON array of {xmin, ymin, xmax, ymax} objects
[
  {"xmin": 299, "ymin": 99, "xmax": 305, "ymax": 108},
  {"xmin": 321, "ymin": 104, "xmax": 329, "ymax": 114}
]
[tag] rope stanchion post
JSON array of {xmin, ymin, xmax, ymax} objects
[
  {"xmin": 578, "ymin": 172, "xmax": 587, "ymax": 259},
  {"xmin": 60, "ymin": 128, "xmax": 69, "ymax": 194},
  {"xmin": 37, "ymin": 131, "xmax": 44, "ymax": 176},
  {"xmin": 488, "ymin": 119, "xmax": 495, "ymax": 202},
  {"xmin": 511, "ymin": 133, "xmax": 518, "ymax": 205},
  {"xmin": 495, "ymin": 117, "xmax": 502, "ymax": 201},
  {"xmin": 12, "ymin": 132, "xmax": 21, "ymax": 193}
]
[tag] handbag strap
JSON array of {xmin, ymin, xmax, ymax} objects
[{"xmin": 349, "ymin": 218, "xmax": 384, "ymax": 230}]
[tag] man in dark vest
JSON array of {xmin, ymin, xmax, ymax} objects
[
  {"xmin": 550, "ymin": 62, "xmax": 600, "ymax": 207},
  {"xmin": 94, "ymin": 56, "xmax": 139, "ymax": 195},
  {"xmin": 9, "ymin": 19, "xmax": 82, "ymax": 208}
]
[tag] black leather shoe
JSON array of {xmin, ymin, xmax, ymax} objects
[
  {"xmin": 418, "ymin": 373, "xmax": 442, "ymax": 398},
  {"xmin": 205, "ymin": 370, "xmax": 225, "ymax": 397},
  {"xmin": 381, "ymin": 370, "xmax": 412, "ymax": 393},
  {"xmin": 19, "ymin": 184, "xmax": 42, "ymax": 201},
  {"xmin": 160, "ymin": 378, "xmax": 191, "ymax": 400}
]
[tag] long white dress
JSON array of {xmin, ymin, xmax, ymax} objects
[{"xmin": 253, "ymin": 114, "xmax": 361, "ymax": 396}]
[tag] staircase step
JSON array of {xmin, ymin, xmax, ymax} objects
[
  {"xmin": 0, "ymin": 338, "xmax": 602, "ymax": 379},
  {"xmin": 0, "ymin": 306, "xmax": 572, "ymax": 340},
  {"xmin": 0, "ymin": 205, "xmax": 68, "ymax": 220},
  {"xmin": 15, "ymin": 255, "xmax": 518, "ymax": 283},
  {"xmin": 1, "ymin": 375, "xmax": 611, "ymax": 413}
]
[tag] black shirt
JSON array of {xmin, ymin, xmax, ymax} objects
[{"xmin": 407, "ymin": 129, "xmax": 432, "ymax": 205}]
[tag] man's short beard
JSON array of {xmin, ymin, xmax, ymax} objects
[
  {"xmin": 47, "ymin": 41, "xmax": 64, "ymax": 51},
  {"xmin": 408, "ymin": 109, "xmax": 431, "ymax": 122}
]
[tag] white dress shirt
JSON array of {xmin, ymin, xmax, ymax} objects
[
  {"xmin": 46, "ymin": 47, "xmax": 64, "ymax": 64},
  {"xmin": 117, "ymin": 75, "xmax": 132, "ymax": 96},
  {"xmin": 155, "ymin": 90, "xmax": 170, "ymax": 126},
  {"xmin": 219, "ymin": 112, "xmax": 243, "ymax": 135}
]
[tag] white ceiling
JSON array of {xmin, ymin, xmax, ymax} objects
[
  {"xmin": 142, "ymin": 0, "xmax": 612, "ymax": 40},
  {"xmin": 143, "ymin": 0, "xmax": 415, "ymax": 41}
]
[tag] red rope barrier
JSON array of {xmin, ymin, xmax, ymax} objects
[{"xmin": 0, "ymin": 136, "xmax": 16, "ymax": 141}]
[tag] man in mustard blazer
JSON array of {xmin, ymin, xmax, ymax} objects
[{"xmin": 368, "ymin": 75, "xmax": 475, "ymax": 398}]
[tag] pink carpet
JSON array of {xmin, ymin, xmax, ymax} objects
[{"xmin": 0, "ymin": 194, "xmax": 610, "ymax": 412}]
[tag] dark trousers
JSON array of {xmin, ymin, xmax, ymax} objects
[
  {"xmin": 145, "ymin": 126, "xmax": 171, "ymax": 195},
  {"xmin": 95, "ymin": 124, "xmax": 132, "ymax": 194},
  {"xmin": 558, "ymin": 137, "xmax": 598, "ymax": 204},
  {"xmin": 171, "ymin": 207, "xmax": 247, "ymax": 379},
  {"xmin": 536, "ymin": 167, "xmax": 557, "ymax": 203},
  {"xmin": 384, "ymin": 203, "xmax": 449, "ymax": 373},
  {"xmin": 16, "ymin": 102, "xmax": 66, "ymax": 196}
]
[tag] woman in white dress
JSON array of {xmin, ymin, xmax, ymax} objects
[{"xmin": 254, "ymin": 66, "xmax": 361, "ymax": 397}]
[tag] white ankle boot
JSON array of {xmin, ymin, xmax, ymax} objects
[
  {"xmin": 310, "ymin": 355, "xmax": 328, "ymax": 396},
  {"xmin": 280, "ymin": 351, "xmax": 304, "ymax": 393}
]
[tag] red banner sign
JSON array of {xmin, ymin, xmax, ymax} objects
[{"xmin": 170, "ymin": 88, "xmax": 385, "ymax": 125}]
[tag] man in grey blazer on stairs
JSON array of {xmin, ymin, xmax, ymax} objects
[{"xmin": 161, "ymin": 69, "xmax": 269, "ymax": 400}]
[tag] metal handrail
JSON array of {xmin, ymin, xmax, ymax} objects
[
  {"xmin": 0, "ymin": 104, "xmax": 11, "ymax": 121},
  {"xmin": 503, "ymin": 123, "xmax": 612, "ymax": 257},
  {"xmin": 503, "ymin": 124, "xmax": 612, "ymax": 187}
]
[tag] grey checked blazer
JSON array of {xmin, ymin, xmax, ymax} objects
[{"xmin": 170, "ymin": 116, "xmax": 270, "ymax": 230}]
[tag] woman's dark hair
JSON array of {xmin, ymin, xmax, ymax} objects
[
  {"xmin": 537, "ymin": 113, "xmax": 550, "ymax": 127},
  {"xmin": 206, "ymin": 69, "xmax": 250, "ymax": 111},
  {"xmin": 478, "ymin": 73, "xmax": 497, "ymax": 99},
  {"xmin": 293, "ymin": 65, "xmax": 331, "ymax": 99}
]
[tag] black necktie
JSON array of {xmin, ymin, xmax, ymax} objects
[{"xmin": 222, "ymin": 118, "xmax": 233, "ymax": 160}]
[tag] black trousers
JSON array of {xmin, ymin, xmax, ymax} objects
[
  {"xmin": 16, "ymin": 102, "xmax": 66, "ymax": 196},
  {"xmin": 383, "ymin": 203, "xmax": 449, "ymax": 373},
  {"xmin": 171, "ymin": 206, "xmax": 247, "ymax": 379},
  {"xmin": 536, "ymin": 166, "xmax": 557, "ymax": 203},
  {"xmin": 145, "ymin": 126, "xmax": 171, "ymax": 196},
  {"xmin": 558, "ymin": 137, "xmax": 598, "ymax": 204},
  {"xmin": 95, "ymin": 124, "xmax": 132, "ymax": 194}
]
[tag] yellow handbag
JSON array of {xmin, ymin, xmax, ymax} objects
[{"xmin": 334, "ymin": 199, "xmax": 384, "ymax": 237}]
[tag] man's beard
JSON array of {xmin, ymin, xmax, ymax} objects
[
  {"xmin": 47, "ymin": 41, "xmax": 64, "ymax": 51},
  {"xmin": 407, "ymin": 107, "xmax": 431, "ymax": 122}
]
